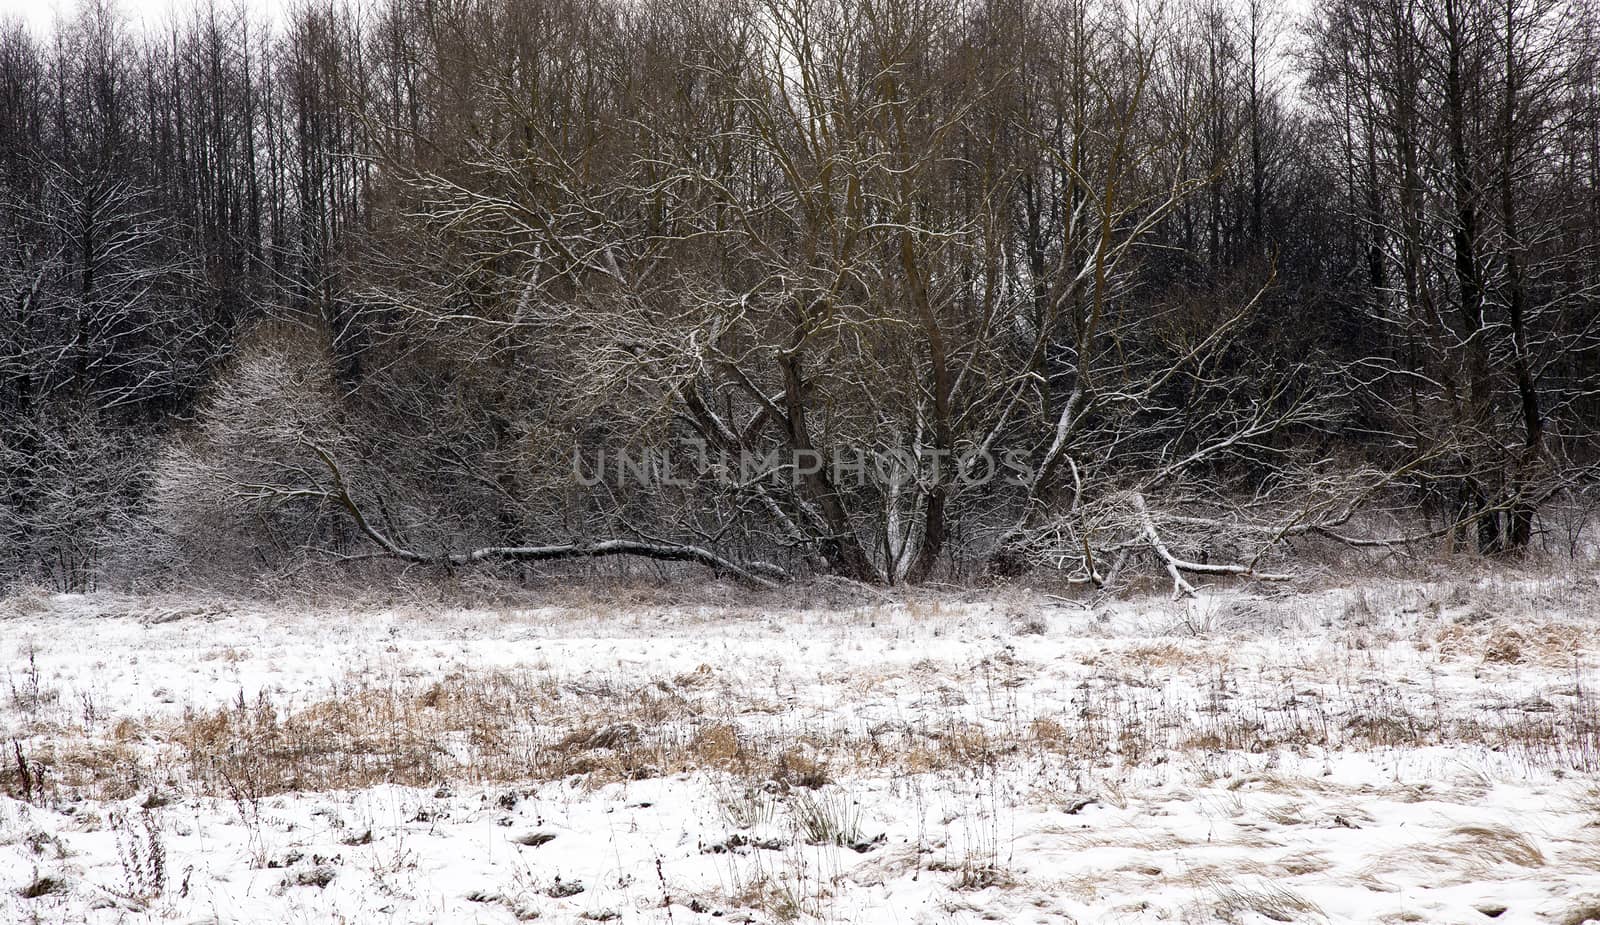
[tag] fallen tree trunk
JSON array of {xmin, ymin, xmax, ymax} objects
[
  {"xmin": 238, "ymin": 442, "xmax": 789, "ymax": 589},
  {"xmin": 357, "ymin": 538, "xmax": 788, "ymax": 589}
]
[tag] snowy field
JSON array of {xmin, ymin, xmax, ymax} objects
[{"xmin": 3, "ymin": 577, "xmax": 1600, "ymax": 924}]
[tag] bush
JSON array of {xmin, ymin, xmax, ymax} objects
[{"xmin": 146, "ymin": 325, "xmax": 354, "ymax": 581}]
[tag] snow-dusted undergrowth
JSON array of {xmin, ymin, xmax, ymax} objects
[{"xmin": 3, "ymin": 577, "xmax": 1600, "ymax": 924}]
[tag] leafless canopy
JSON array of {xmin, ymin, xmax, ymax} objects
[{"xmin": 2, "ymin": 0, "xmax": 1596, "ymax": 592}]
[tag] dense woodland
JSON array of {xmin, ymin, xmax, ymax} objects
[{"xmin": 1, "ymin": 0, "xmax": 1597, "ymax": 592}]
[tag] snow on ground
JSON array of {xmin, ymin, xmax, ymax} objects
[{"xmin": 2, "ymin": 577, "xmax": 1600, "ymax": 924}]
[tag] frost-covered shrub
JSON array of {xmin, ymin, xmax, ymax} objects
[
  {"xmin": 0, "ymin": 400, "xmax": 149, "ymax": 591},
  {"xmin": 147, "ymin": 325, "xmax": 355, "ymax": 580}
]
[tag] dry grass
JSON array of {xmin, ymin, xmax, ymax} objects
[
  {"xmin": 1560, "ymin": 900, "xmax": 1600, "ymax": 925},
  {"xmin": 1205, "ymin": 877, "xmax": 1326, "ymax": 923},
  {"xmin": 6, "ymin": 609, "xmax": 1600, "ymax": 812},
  {"xmin": 724, "ymin": 871, "xmax": 829, "ymax": 923},
  {"xmin": 1435, "ymin": 620, "xmax": 1592, "ymax": 666},
  {"xmin": 1363, "ymin": 821, "xmax": 1547, "ymax": 886},
  {"xmin": 1444, "ymin": 823, "xmax": 1546, "ymax": 868},
  {"xmin": 1120, "ymin": 641, "xmax": 1231, "ymax": 669},
  {"xmin": 5, "ymin": 667, "xmax": 987, "ymax": 804}
]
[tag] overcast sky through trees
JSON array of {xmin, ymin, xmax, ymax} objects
[{"xmin": 0, "ymin": 0, "xmax": 283, "ymax": 34}]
